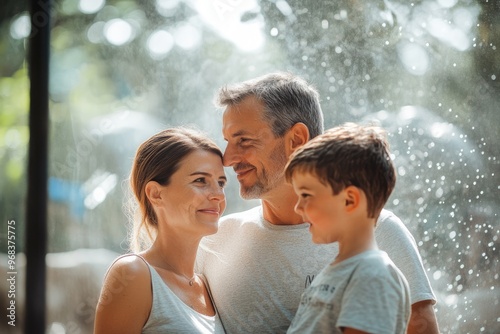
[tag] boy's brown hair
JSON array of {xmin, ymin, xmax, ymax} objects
[{"xmin": 285, "ymin": 122, "xmax": 396, "ymax": 218}]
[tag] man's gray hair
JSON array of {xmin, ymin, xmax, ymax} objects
[{"xmin": 216, "ymin": 72, "xmax": 324, "ymax": 139}]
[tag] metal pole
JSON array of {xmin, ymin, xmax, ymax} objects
[{"xmin": 25, "ymin": 0, "xmax": 51, "ymax": 333}]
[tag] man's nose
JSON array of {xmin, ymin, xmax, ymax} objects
[{"xmin": 222, "ymin": 144, "xmax": 239, "ymax": 167}]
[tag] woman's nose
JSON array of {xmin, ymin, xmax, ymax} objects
[{"xmin": 209, "ymin": 185, "xmax": 225, "ymax": 201}]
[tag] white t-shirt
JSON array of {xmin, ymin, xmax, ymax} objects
[
  {"xmin": 287, "ymin": 249, "xmax": 411, "ymax": 334},
  {"xmin": 197, "ymin": 206, "xmax": 435, "ymax": 334}
]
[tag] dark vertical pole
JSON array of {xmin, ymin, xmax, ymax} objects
[{"xmin": 25, "ymin": 0, "xmax": 51, "ymax": 333}]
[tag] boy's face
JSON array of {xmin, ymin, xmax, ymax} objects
[{"xmin": 291, "ymin": 171, "xmax": 348, "ymax": 244}]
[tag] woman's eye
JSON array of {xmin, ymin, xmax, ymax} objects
[
  {"xmin": 218, "ymin": 181, "xmax": 226, "ymax": 188},
  {"xmin": 194, "ymin": 177, "xmax": 206, "ymax": 184}
]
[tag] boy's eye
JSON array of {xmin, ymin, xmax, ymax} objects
[{"xmin": 300, "ymin": 193, "xmax": 310, "ymax": 199}]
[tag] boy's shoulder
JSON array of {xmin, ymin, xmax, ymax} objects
[{"xmin": 353, "ymin": 250, "xmax": 404, "ymax": 280}]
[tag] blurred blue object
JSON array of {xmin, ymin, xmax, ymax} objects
[{"xmin": 49, "ymin": 177, "xmax": 85, "ymax": 219}]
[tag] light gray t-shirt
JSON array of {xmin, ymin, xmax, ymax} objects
[
  {"xmin": 286, "ymin": 250, "xmax": 411, "ymax": 334},
  {"xmin": 197, "ymin": 206, "xmax": 435, "ymax": 334},
  {"xmin": 139, "ymin": 258, "xmax": 225, "ymax": 334}
]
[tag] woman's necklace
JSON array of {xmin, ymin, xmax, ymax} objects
[
  {"xmin": 185, "ymin": 274, "xmax": 196, "ymax": 286},
  {"xmin": 163, "ymin": 262, "xmax": 197, "ymax": 286}
]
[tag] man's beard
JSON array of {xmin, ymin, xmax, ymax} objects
[{"xmin": 240, "ymin": 141, "xmax": 287, "ymax": 199}]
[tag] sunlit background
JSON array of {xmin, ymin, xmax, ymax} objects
[{"xmin": 1, "ymin": 0, "xmax": 499, "ymax": 333}]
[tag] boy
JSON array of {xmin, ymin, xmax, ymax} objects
[{"xmin": 285, "ymin": 123, "xmax": 411, "ymax": 334}]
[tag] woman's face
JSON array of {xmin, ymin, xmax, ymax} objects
[{"xmin": 155, "ymin": 149, "xmax": 227, "ymax": 236}]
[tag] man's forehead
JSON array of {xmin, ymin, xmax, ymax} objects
[
  {"xmin": 222, "ymin": 121, "xmax": 264, "ymax": 139},
  {"xmin": 222, "ymin": 107, "xmax": 267, "ymax": 133},
  {"xmin": 223, "ymin": 121, "xmax": 276, "ymax": 145}
]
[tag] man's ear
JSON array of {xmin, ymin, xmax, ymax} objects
[
  {"xmin": 145, "ymin": 181, "xmax": 163, "ymax": 206},
  {"xmin": 344, "ymin": 186, "xmax": 361, "ymax": 212},
  {"xmin": 286, "ymin": 122, "xmax": 310, "ymax": 155}
]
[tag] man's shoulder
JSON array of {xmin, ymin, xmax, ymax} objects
[
  {"xmin": 198, "ymin": 206, "xmax": 263, "ymax": 262},
  {"xmin": 375, "ymin": 209, "xmax": 419, "ymax": 255},
  {"xmin": 219, "ymin": 205, "xmax": 261, "ymax": 225},
  {"xmin": 376, "ymin": 209, "xmax": 410, "ymax": 236},
  {"xmin": 377, "ymin": 208, "xmax": 399, "ymax": 224}
]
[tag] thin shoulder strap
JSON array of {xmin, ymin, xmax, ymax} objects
[
  {"xmin": 131, "ymin": 253, "xmax": 149, "ymax": 266},
  {"xmin": 102, "ymin": 252, "xmax": 150, "ymax": 281},
  {"xmin": 199, "ymin": 274, "xmax": 226, "ymax": 332}
]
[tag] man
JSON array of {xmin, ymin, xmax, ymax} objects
[{"xmin": 198, "ymin": 72, "xmax": 439, "ymax": 333}]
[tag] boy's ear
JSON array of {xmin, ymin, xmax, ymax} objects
[
  {"xmin": 145, "ymin": 181, "xmax": 163, "ymax": 206},
  {"xmin": 344, "ymin": 186, "xmax": 361, "ymax": 212},
  {"xmin": 286, "ymin": 122, "xmax": 310, "ymax": 154}
]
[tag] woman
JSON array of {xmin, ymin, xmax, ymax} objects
[{"xmin": 94, "ymin": 127, "xmax": 227, "ymax": 333}]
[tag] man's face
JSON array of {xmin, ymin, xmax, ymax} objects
[{"xmin": 221, "ymin": 95, "xmax": 288, "ymax": 199}]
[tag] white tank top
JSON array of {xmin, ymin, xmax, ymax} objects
[{"xmin": 137, "ymin": 256, "xmax": 225, "ymax": 334}]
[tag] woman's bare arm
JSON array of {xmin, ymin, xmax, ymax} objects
[{"xmin": 94, "ymin": 256, "xmax": 152, "ymax": 334}]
